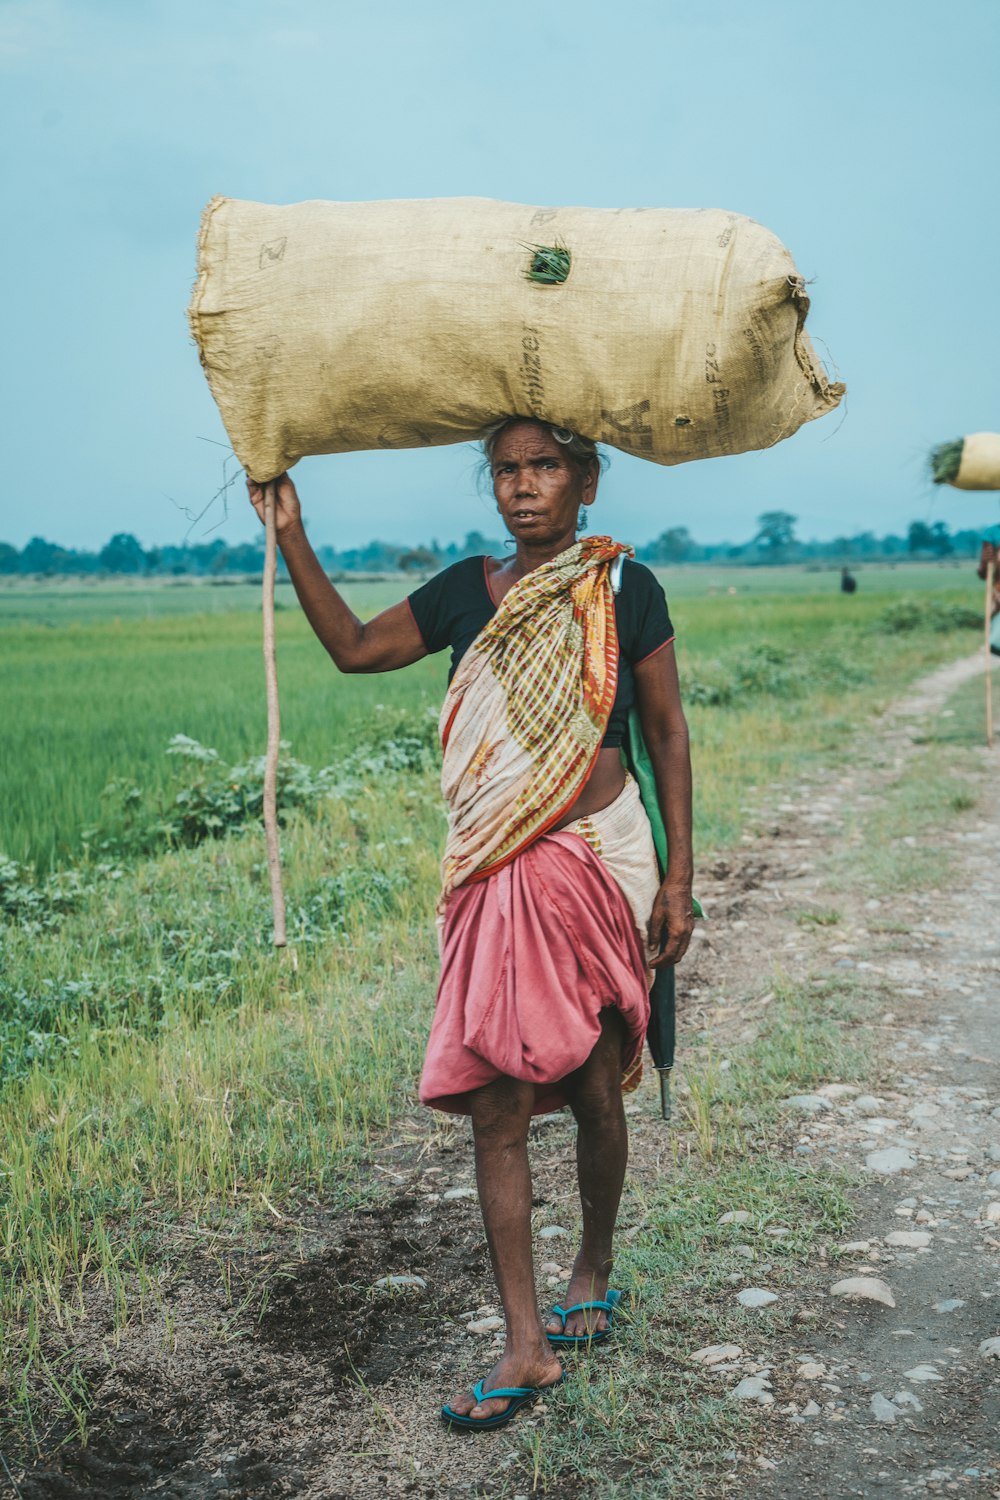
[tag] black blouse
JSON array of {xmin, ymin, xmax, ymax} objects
[{"xmin": 407, "ymin": 556, "xmax": 675, "ymax": 747}]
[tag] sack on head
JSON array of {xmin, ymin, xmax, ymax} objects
[{"xmin": 190, "ymin": 195, "xmax": 844, "ymax": 482}]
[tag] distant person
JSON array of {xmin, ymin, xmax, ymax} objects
[
  {"xmin": 978, "ymin": 534, "xmax": 1000, "ymax": 656},
  {"xmin": 840, "ymin": 566, "xmax": 857, "ymax": 595}
]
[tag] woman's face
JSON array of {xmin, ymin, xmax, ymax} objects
[{"xmin": 491, "ymin": 422, "xmax": 597, "ymax": 547}]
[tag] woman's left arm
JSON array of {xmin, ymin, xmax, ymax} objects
[{"xmin": 633, "ymin": 642, "xmax": 694, "ymax": 967}]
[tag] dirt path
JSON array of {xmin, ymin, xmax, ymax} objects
[
  {"xmin": 11, "ymin": 653, "xmax": 999, "ymax": 1500},
  {"xmin": 736, "ymin": 651, "xmax": 1000, "ymax": 1499}
]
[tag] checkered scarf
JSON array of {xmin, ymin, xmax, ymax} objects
[{"xmin": 438, "ymin": 536, "xmax": 632, "ymax": 901}]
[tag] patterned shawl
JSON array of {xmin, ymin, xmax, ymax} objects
[{"xmin": 438, "ymin": 536, "xmax": 632, "ymax": 902}]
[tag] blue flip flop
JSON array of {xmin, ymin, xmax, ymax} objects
[
  {"xmin": 441, "ymin": 1374, "xmax": 565, "ymax": 1431},
  {"xmin": 547, "ymin": 1288, "xmax": 623, "ymax": 1346}
]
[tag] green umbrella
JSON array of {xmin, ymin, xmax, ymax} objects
[{"xmin": 625, "ymin": 709, "xmax": 704, "ymax": 1120}]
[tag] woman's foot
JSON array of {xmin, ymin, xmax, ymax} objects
[
  {"xmin": 545, "ymin": 1257, "xmax": 613, "ymax": 1339},
  {"xmin": 444, "ymin": 1344, "xmax": 563, "ymax": 1423}
]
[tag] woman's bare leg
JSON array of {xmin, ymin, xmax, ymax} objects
[
  {"xmin": 546, "ymin": 1008, "xmax": 629, "ymax": 1338},
  {"xmin": 445, "ymin": 1076, "xmax": 562, "ymax": 1420}
]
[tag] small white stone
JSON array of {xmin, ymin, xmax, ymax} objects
[
  {"xmin": 801, "ymin": 1399, "xmax": 821, "ymax": 1417},
  {"xmin": 538, "ymin": 1225, "xmax": 568, "ymax": 1240},
  {"xmin": 866, "ymin": 1147, "xmax": 917, "ymax": 1176},
  {"xmin": 870, "ymin": 1393, "xmax": 899, "ymax": 1423},
  {"xmin": 691, "ymin": 1343, "xmax": 743, "ymax": 1365},
  {"xmin": 797, "ymin": 1362, "xmax": 826, "ymax": 1380},
  {"xmin": 719, "ymin": 1210, "xmax": 752, "ymax": 1226},
  {"xmin": 466, "ymin": 1315, "xmax": 504, "ymax": 1335},
  {"xmin": 830, "ymin": 1277, "xmax": 896, "ymax": 1308},
  {"xmin": 983, "ymin": 1202, "xmax": 1000, "ymax": 1223},
  {"xmin": 732, "ymin": 1375, "xmax": 772, "ymax": 1403},
  {"xmin": 892, "ymin": 1391, "xmax": 923, "ymax": 1412},
  {"xmin": 818, "ymin": 1084, "xmax": 858, "ymax": 1100},
  {"xmin": 902, "ymin": 1364, "xmax": 942, "ymax": 1382},
  {"xmin": 854, "ymin": 1095, "xmax": 884, "ymax": 1116},
  {"xmin": 540, "ymin": 1261, "xmax": 562, "ymax": 1275},
  {"xmin": 737, "ymin": 1288, "xmax": 779, "ymax": 1309},
  {"xmin": 933, "ymin": 1298, "xmax": 966, "ymax": 1313},
  {"xmin": 785, "ymin": 1094, "xmax": 832, "ymax": 1114},
  {"xmin": 442, "ymin": 1187, "xmax": 477, "ymax": 1201},
  {"xmin": 372, "ymin": 1274, "xmax": 427, "ymax": 1291},
  {"xmin": 885, "ymin": 1230, "xmax": 932, "ymax": 1249},
  {"xmin": 839, "ymin": 1240, "xmax": 871, "ymax": 1255},
  {"xmin": 979, "ymin": 1337, "xmax": 1000, "ymax": 1360}
]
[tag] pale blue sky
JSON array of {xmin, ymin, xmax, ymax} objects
[{"xmin": 2, "ymin": 0, "xmax": 998, "ymax": 551}]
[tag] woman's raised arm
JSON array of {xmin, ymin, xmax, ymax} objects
[{"xmin": 248, "ymin": 474, "xmax": 429, "ymax": 673}]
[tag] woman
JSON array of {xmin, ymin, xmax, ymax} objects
[{"xmin": 248, "ymin": 417, "xmax": 693, "ymax": 1430}]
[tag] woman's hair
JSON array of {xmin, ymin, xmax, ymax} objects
[{"xmin": 480, "ymin": 416, "xmax": 607, "ymax": 477}]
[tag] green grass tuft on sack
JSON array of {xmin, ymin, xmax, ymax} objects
[
  {"xmin": 930, "ymin": 437, "xmax": 964, "ymax": 484},
  {"xmin": 524, "ymin": 243, "xmax": 571, "ymax": 284}
]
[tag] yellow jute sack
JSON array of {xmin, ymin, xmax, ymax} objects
[
  {"xmin": 189, "ymin": 195, "xmax": 844, "ymax": 482},
  {"xmin": 953, "ymin": 433, "xmax": 1000, "ymax": 491}
]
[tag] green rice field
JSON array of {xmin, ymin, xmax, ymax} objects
[{"xmin": 0, "ymin": 562, "xmax": 983, "ymax": 870}]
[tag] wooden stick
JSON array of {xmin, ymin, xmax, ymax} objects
[
  {"xmin": 262, "ymin": 483, "xmax": 287, "ymax": 946},
  {"xmin": 987, "ymin": 558, "xmax": 996, "ymax": 750}
]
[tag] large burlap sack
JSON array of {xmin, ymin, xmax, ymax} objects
[
  {"xmin": 189, "ymin": 195, "xmax": 844, "ymax": 482},
  {"xmin": 953, "ymin": 433, "xmax": 1000, "ymax": 491}
]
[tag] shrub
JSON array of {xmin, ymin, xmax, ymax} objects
[
  {"xmin": 683, "ymin": 643, "xmax": 867, "ymax": 707},
  {"xmin": 82, "ymin": 717, "xmax": 441, "ymax": 861},
  {"xmin": 880, "ymin": 598, "xmax": 981, "ymax": 634}
]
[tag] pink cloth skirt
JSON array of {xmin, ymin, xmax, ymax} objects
[{"xmin": 419, "ymin": 829, "xmax": 650, "ymax": 1116}]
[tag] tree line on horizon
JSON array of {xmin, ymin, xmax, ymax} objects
[{"xmin": 0, "ymin": 513, "xmax": 985, "ymax": 579}]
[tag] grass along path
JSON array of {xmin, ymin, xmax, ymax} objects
[{"xmin": 6, "ymin": 652, "xmax": 995, "ymax": 1496}]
